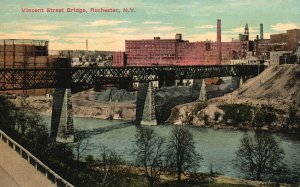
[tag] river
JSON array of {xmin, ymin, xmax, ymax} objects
[{"xmin": 42, "ymin": 116, "xmax": 300, "ymax": 179}]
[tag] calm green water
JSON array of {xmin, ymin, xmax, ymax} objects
[{"xmin": 42, "ymin": 116, "xmax": 300, "ymax": 178}]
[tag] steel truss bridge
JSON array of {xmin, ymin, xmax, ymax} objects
[{"xmin": 0, "ymin": 65, "xmax": 265, "ymax": 91}]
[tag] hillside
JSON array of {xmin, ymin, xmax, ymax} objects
[
  {"xmin": 167, "ymin": 64, "xmax": 300, "ymax": 128},
  {"xmin": 211, "ymin": 64, "xmax": 300, "ymax": 111}
]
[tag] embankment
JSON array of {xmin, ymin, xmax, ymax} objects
[{"xmin": 167, "ymin": 65, "xmax": 300, "ymax": 131}]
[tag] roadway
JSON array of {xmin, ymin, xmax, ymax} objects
[{"xmin": 0, "ymin": 140, "xmax": 55, "ymax": 187}]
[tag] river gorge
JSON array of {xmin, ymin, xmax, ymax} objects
[{"xmin": 42, "ymin": 116, "xmax": 300, "ymax": 180}]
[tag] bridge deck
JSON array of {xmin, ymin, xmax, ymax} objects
[
  {"xmin": 0, "ymin": 140, "xmax": 55, "ymax": 187},
  {"xmin": 0, "ymin": 65, "xmax": 265, "ymax": 91}
]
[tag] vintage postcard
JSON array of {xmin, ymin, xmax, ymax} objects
[{"xmin": 0, "ymin": 0, "xmax": 299, "ymax": 186}]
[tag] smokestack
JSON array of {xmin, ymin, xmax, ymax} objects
[
  {"xmin": 86, "ymin": 39, "xmax": 88, "ymax": 51},
  {"xmin": 217, "ymin": 19, "xmax": 221, "ymax": 64},
  {"xmin": 260, "ymin": 24, "xmax": 264, "ymax": 40},
  {"xmin": 256, "ymin": 35, "xmax": 259, "ymax": 56}
]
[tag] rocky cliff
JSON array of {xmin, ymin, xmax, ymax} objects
[
  {"xmin": 167, "ymin": 65, "xmax": 300, "ymax": 128},
  {"xmin": 12, "ymin": 88, "xmax": 136, "ymax": 120}
]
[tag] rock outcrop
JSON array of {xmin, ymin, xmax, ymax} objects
[{"xmin": 168, "ymin": 65, "xmax": 300, "ymax": 128}]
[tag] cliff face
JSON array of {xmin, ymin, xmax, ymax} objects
[
  {"xmin": 72, "ymin": 88, "xmax": 136, "ymax": 120},
  {"xmin": 167, "ymin": 65, "xmax": 300, "ymax": 126},
  {"xmin": 155, "ymin": 86, "xmax": 200, "ymax": 123},
  {"xmin": 12, "ymin": 89, "xmax": 136, "ymax": 120}
]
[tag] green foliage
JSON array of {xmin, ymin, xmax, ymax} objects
[
  {"xmin": 253, "ymin": 105, "xmax": 277, "ymax": 127},
  {"xmin": 203, "ymin": 184, "xmax": 253, "ymax": 187},
  {"xmin": 0, "ymin": 96, "xmax": 76, "ymax": 184},
  {"xmin": 78, "ymin": 171, "xmax": 99, "ymax": 187},
  {"xmin": 85, "ymin": 154, "xmax": 95, "ymax": 163},
  {"xmin": 214, "ymin": 111, "xmax": 222, "ymax": 122},
  {"xmin": 219, "ymin": 104, "xmax": 253, "ymax": 126},
  {"xmin": 287, "ymin": 103, "xmax": 298, "ymax": 126},
  {"xmin": 172, "ymin": 107, "xmax": 180, "ymax": 119},
  {"xmin": 219, "ymin": 104, "xmax": 279, "ymax": 128},
  {"xmin": 0, "ymin": 95, "xmax": 16, "ymax": 131},
  {"xmin": 203, "ymin": 114, "xmax": 209, "ymax": 126},
  {"xmin": 46, "ymin": 142, "xmax": 75, "ymax": 162},
  {"xmin": 23, "ymin": 112, "xmax": 50, "ymax": 156}
]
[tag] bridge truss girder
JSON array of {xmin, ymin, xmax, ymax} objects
[{"xmin": 0, "ymin": 65, "xmax": 264, "ymax": 91}]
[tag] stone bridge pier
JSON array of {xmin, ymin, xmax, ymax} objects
[
  {"xmin": 50, "ymin": 60, "xmax": 74, "ymax": 143},
  {"xmin": 135, "ymin": 82, "xmax": 157, "ymax": 125},
  {"xmin": 50, "ymin": 88, "xmax": 74, "ymax": 143},
  {"xmin": 198, "ymin": 79, "xmax": 207, "ymax": 102}
]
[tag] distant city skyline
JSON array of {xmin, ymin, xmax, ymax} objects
[{"xmin": 0, "ymin": 0, "xmax": 299, "ymax": 51}]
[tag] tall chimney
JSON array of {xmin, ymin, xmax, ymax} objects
[
  {"xmin": 256, "ymin": 35, "xmax": 259, "ymax": 56},
  {"xmin": 86, "ymin": 39, "xmax": 88, "ymax": 51},
  {"xmin": 260, "ymin": 24, "xmax": 264, "ymax": 40},
  {"xmin": 217, "ymin": 19, "xmax": 221, "ymax": 64}
]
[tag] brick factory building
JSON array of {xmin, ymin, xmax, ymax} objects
[
  {"xmin": 113, "ymin": 35, "xmax": 251, "ymax": 66},
  {"xmin": 112, "ymin": 51, "xmax": 126, "ymax": 66},
  {"xmin": 113, "ymin": 20, "xmax": 252, "ymax": 66},
  {"xmin": 113, "ymin": 20, "xmax": 300, "ymax": 67},
  {"xmin": 0, "ymin": 39, "xmax": 50, "ymax": 68},
  {"xmin": 270, "ymin": 29, "xmax": 300, "ymax": 51},
  {"xmin": 0, "ymin": 39, "xmax": 66, "ymax": 95}
]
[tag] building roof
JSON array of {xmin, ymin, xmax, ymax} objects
[{"xmin": 205, "ymin": 77, "xmax": 224, "ymax": 85}]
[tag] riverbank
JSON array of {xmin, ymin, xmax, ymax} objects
[
  {"xmin": 166, "ymin": 101, "xmax": 300, "ymax": 134},
  {"xmin": 3, "ymin": 93, "xmax": 299, "ymax": 187},
  {"xmin": 167, "ymin": 65, "xmax": 300, "ymax": 133},
  {"xmin": 11, "ymin": 94, "xmax": 136, "ymax": 120},
  {"xmin": 38, "ymin": 115, "xmax": 300, "ymax": 184},
  {"xmin": 10, "ymin": 84, "xmax": 201, "ymax": 122},
  {"xmin": 9, "ymin": 65, "xmax": 300, "ymax": 134},
  {"xmin": 112, "ymin": 165, "xmax": 294, "ymax": 187}
]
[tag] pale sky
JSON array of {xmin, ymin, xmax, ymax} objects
[{"xmin": 0, "ymin": 0, "xmax": 299, "ymax": 51}]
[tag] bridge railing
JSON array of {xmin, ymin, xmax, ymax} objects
[{"xmin": 0, "ymin": 130, "xmax": 74, "ymax": 187}]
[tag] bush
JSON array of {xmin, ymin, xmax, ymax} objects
[
  {"xmin": 172, "ymin": 107, "xmax": 180, "ymax": 119},
  {"xmin": 214, "ymin": 111, "xmax": 222, "ymax": 122},
  {"xmin": 287, "ymin": 104, "xmax": 298, "ymax": 126},
  {"xmin": 193, "ymin": 102, "xmax": 207, "ymax": 115},
  {"xmin": 253, "ymin": 105, "xmax": 277, "ymax": 127},
  {"xmin": 219, "ymin": 104, "xmax": 253, "ymax": 126},
  {"xmin": 0, "ymin": 95, "xmax": 17, "ymax": 132},
  {"xmin": 182, "ymin": 111, "xmax": 194, "ymax": 125}
]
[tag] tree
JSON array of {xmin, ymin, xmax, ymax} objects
[
  {"xmin": 97, "ymin": 146, "xmax": 127, "ymax": 186},
  {"xmin": 15, "ymin": 109, "xmax": 28, "ymax": 135},
  {"xmin": 23, "ymin": 111, "xmax": 50, "ymax": 156},
  {"xmin": 166, "ymin": 126, "xmax": 202, "ymax": 182},
  {"xmin": 0, "ymin": 96, "xmax": 16, "ymax": 131},
  {"xmin": 133, "ymin": 127, "xmax": 165, "ymax": 187},
  {"xmin": 73, "ymin": 131, "xmax": 92, "ymax": 161},
  {"xmin": 236, "ymin": 132, "xmax": 289, "ymax": 181}
]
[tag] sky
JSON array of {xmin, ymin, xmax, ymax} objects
[{"xmin": 0, "ymin": 0, "xmax": 299, "ymax": 51}]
